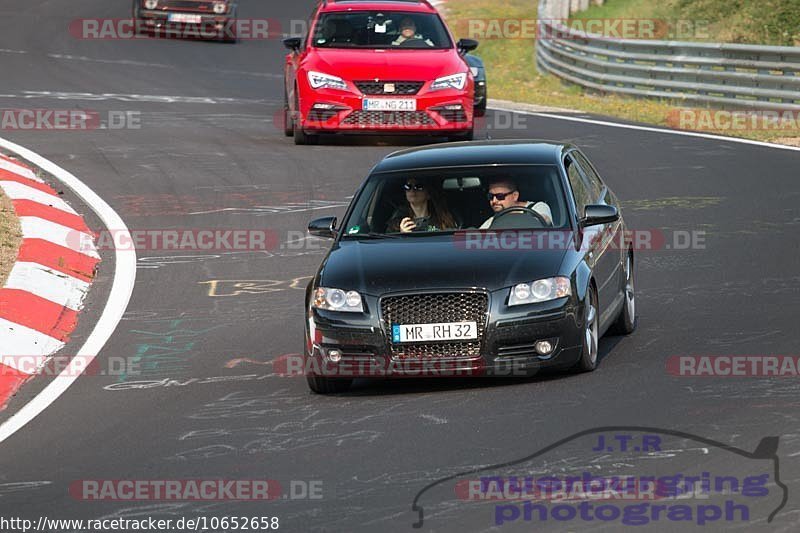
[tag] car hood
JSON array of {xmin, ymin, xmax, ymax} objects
[
  {"xmin": 318, "ymin": 236, "xmax": 570, "ymax": 296},
  {"xmin": 307, "ymin": 49, "xmax": 467, "ymax": 82}
]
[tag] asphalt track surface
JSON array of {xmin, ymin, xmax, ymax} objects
[{"xmin": 0, "ymin": 1, "xmax": 799, "ymax": 532}]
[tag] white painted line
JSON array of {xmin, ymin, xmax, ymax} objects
[
  {"xmin": 0, "ymin": 136, "xmax": 137, "ymax": 443},
  {"xmin": 0, "ymin": 318, "xmax": 64, "ymax": 370},
  {"xmin": 18, "ymin": 217, "xmax": 99, "ymax": 259},
  {"xmin": 0, "ymin": 181, "xmax": 75, "ymax": 213},
  {"xmin": 489, "ymin": 105, "xmax": 800, "ymax": 153},
  {"xmin": 0, "ymin": 158, "xmax": 41, "ymax": 181},
  {"xmin": 5, "ymin": 262, "xmax": 91, "ymax": 311}
]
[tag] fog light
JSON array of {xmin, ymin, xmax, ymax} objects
[
  {"xmin": 213, "ymin": 1, "xmax": 228, "ymax": 14},
  {"xmin": 144, "ymin": 0, "xmax": 158, "ymax": 9},
  {"xmin": 535, "ymin": 340, "xmax": 553, "ymax": 355},
  {"xmin": 328, "ymin": 349, "xmax": 342, "ymax": 363}
]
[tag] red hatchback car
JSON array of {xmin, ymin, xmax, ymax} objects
[{"xmin": 283, "ymin": 0, "xmax": 479, "ymax": 144}]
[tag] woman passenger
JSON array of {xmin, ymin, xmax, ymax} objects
[{"xmin": 387, "ymin": 178, "xmax": 458, "ymax": 233}]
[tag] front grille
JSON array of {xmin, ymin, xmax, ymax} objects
[
  {"xmin": 355, "ymin": 81, "xmax": 424, "ymax": 95},
  {"xmin": 381, "ymin": 292, "xmax": 488, "ymax": 359},
  {"xmin": 342, "ymin": 111, "xmax": 435, "ymax": 127},
  {"xmin": 159, "ymin": 1, "xmax": 213, "ymax": 12}
]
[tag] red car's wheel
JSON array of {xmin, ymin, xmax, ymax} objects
[
  {"xmin": 293, "ymin": 89, "xmax": 318, "ymax": 145},
  {"xmin": 283, "ymin": 87, "xmax": 294, "ymax": 137}
]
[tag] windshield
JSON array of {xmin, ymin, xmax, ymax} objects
[
  {"xmin": 341, "ymin": 165, "xmax": 570, "ymax": 237},
  {"xmin": 312, "ymin": 11, "xmax": 453, "ymax": 49}
]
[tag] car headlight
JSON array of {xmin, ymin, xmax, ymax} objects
[
  {"xmin": 308, "ymin": 71, "xmax": 348, "ymax": 91},
  {"xmin": 313, "ymin": 287, "xmax": 364, "ymax": 312},
  {"xmin": 430, "ymin": 73, "xmax": 467, "ymax": 91},
  {"xmin": 470, "ymin": 67, "xmax": 480, "ymax": 77},
  {"xmin": 508, "ymin": 277, "xmax": 571, "ymax": 306},
  {"xmin": 212, "ymin": 1, "xmax": 227, "ymax": 14},
  {"xmin": 144, "ymin": 0, "xmax": 158, "ymax": 9}
]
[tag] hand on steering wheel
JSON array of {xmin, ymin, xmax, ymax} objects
[
  {"xmin": 489, "ymin": 206, "xmax": 549, "ymax": 228},
  {"xmin": 398, "ymin": 38, "xmax": 430, "ymax": 47}
]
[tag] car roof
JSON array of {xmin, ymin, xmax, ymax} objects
[
  {"xmin": 319, "ymin": 0, "xmax": 437, "ymax": 14},
  {"xmin": 372, "ymin": 140, "xmax": 572, "ymax": 173}
]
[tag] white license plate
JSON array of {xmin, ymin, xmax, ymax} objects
[
  {"xmin": 168, "ymin": 13, "xmax": 203, "ymax": 23},
  {"xmin": 392, "ymin": 322, "xmax": 478, "ymax": 343},
  {"xmin": 363, "ymin": 98, "xmax": 417, "ymax": 111}
]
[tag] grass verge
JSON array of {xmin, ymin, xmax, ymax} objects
[
  {"xmin": 575, "ymin": 0, "xmax": 800, "ymax": 46},
  {"xmin": 445, "ymin": 0, "xmax": 800, "ymax": 145},
  {"xmin": 0, "ymin": 184, "xmax": 22, "ymax": 288}
]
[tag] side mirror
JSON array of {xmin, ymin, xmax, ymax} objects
[
  {"xmin": 283, "ymin": 37, "xmax": 302, "ymax": 51},
  {"xmin": 457, "ymin": 38, "xmax": 479, "ymax": 55},
  {"xmin": 581, "ymin": 205, "xmax": 619, "ymax": 227},
  {"xmin": 308, "ymin": 216, "xmax": 338, "ymax": 239}
]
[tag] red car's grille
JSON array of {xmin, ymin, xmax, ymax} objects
[
  {"xmin": 381, "ymin": 292, "xmax": 488, "ymax": 360},
  {"xmin": 342, "ymin": 111, "xmax": 436, "ymax": 127},
  {"xmin": 354, "ymin": 81, "xmax": 424, "ymax": 96},
  {"xmin": 155, "ymin": 1, "xmax": 214, "ymax": 12}
]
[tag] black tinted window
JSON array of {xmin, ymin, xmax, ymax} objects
[
  {"xmin": 572, "ymin": 151, "xmax": 603, "ymax": 201},
  {"xmin": 565, "ymin": 155, "xmax": 591, "ymax": 215},
  {"xmin": 342, "ymin": 165, "xmax": 569, "ymax": 235}
]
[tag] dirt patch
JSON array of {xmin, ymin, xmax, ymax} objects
[
  {"xmin": 0, "ymin": 186, "xmax": 22, "ymax": 287},
  {"xmin": 772, "ymin": 137, "xmax": 800, "ymax": 148}
]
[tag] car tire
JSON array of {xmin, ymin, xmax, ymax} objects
[
  {"xmin": 294, "ymin": 126, "xmax": 318, "ymax": 145},
  {"xmin": 474, "ymin": 100, "xmax": 487, "ymax": 118},
  {"xmin": 222, "ymin": 12, "xmax": 238, "ymax": 43},
  {"xmin": 610, "ymin": 252, "xmax": 636, "ymax": 335},
  {"xmin": 307, "ymin": 375, "xmax": 352, "ymax": 394},
  {"xmin": 293, "ymin": 90, "xmax": 318, "ymax": 145},
  {"xmin": 574, "ymin": 284, "xmax": 600, "ymax": 372},
  {"xmin": 283, "ymin": 87, "xmax": 294, "ymax": 137}
]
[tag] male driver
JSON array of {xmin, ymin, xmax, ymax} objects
[
  {"xmin": 480, "ymin": 178, "xmax": 553, "ymax": 228},
  {"xmin": 391, "ymin": 17, "xmax": 434, "ymax": 46}
]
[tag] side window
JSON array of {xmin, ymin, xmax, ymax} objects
[
  {"xmin": 572, "ymin": 152, "xmax": 603, "ymax": 202},
  {"xmin": 603, "ymin": 188, "xmax": 619, "ymax": 209},
  {"xmin": 565, "ymin": 155, "xmax": 591, "ymax": 216}
]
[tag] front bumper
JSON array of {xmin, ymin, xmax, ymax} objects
[
  {"xmin": 136, "ymin": 8, "xmax": 236, "ymax": 38},
  {"xmin": 298, "ymin": 87, "xmax": 474, "ymax": 134},
  {"xmin": 305, "ymin": 292, "xmax": 584, "ymax": 379}
]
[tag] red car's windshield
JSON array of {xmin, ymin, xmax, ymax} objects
[{"xmin": 312, "ymin": 11, "xmax": 453, "ymax": 49}]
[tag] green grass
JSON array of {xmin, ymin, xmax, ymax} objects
[{"xmin": 445, "ymin": 0, "xmax": 800, "ymax": 144}]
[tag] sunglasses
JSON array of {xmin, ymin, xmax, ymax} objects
[
  {"xmin": 403, "ymin": 183, "xmax": 425, "ymax": 191},
  {"xmin": 487, "ymin": 190, "xmax": 516, "ymax": 201}
]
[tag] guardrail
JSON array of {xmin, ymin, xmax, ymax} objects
[{"xmin": 536, "ymin": 0, "xmax": 800, "ymax": 110}]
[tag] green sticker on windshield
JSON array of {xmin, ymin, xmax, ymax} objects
[{"xmin": 348, "ymin": 226, "xmax": 361, "ymax": 234}]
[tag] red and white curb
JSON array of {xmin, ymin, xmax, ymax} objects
[{"xmin": 0, "ymin": 154, "xmax": 99, "ymax": 408}]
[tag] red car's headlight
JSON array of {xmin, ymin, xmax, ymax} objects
[
  {"xmin": 430, "ymin": 73, "xmax": 468, "ymax": 91},
  {"xmin": 308, "ymin": 71, "xmax": 349, "ymax": 91}
]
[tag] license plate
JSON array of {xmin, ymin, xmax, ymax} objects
[
  {"xmin": 392, "ymin": 322, "xmax": 478, "ymax": 343},
  {"xmin": 363, "ymin": 98, "xmax": 416, "ymax": 111},
  {"xmin": 168, "ymin": 13, "xmax": 203, "ymax": 23}
]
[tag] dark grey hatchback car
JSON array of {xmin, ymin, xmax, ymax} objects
[{"xmin": 303, "ymin": 140, "xmax": 636, "ymax": 393}]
